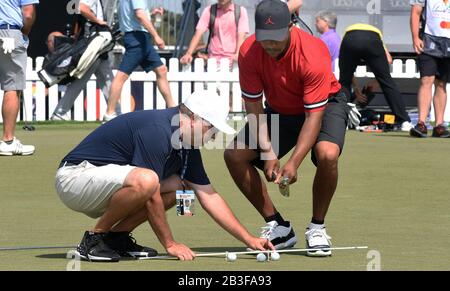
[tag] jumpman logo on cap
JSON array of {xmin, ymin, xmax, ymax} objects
[{"xmin": 265, "ymin": 16, "xmax": 275, "ymax": 25}]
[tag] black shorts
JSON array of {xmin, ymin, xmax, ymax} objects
[
  {"xmin": 418, "ymin": 53, "xmax": 450, "ymax": 82},
  {"xmin": 233, "ymin": 90, "xmax": 349, "ymax": 169}
]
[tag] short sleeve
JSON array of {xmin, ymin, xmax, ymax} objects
[
  {"xmin": 20, "ymin": 0, "xmax": 39, "ymax": 5},
  {"xmin": 131, "ymin": 126, "xmax": 171, "ymax": 180},
  {"xmin": 410, "ymin": 0, "xmax": 425, "ymax": 7},
  {"xmin": 196, "ymin": 5, "xmax": 211, "ymax": 33},
  {"xmin": 80, "ymin": 0, "xmax": 95, "ymax": 6},
  {"xmin": 184, "ymin": 150, "xmax": 210, "ymax": 185},
  {"xmin": 131, "ymin": 0, "xmax": 146, "ymax": 10},
  {"xmin": 303, "ymin": 44, "xmax": 332, "ymax": 112},
  {"xmin": 238, "ymin": 41, "xmax": 264, "ymax": 102},
  {"xmin": 237, "ymin": 7, "xmax": 249, "ymax": 34}
]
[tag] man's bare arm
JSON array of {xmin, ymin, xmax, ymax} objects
[{"xmin": 21, "ymin": 4, "xmax": 36, "ymax": 36}]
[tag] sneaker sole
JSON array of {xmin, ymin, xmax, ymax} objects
[
  {"xmin": 274, "ymin": 236, "xmax": 298, "ymax": 250},
  {"xmin": 305, "ymin": 244, "xmax": 332, "ymax": 257},
  {"xmin": 246, "ymin": 236, "xmax": 298, "ymax": 252},
  {"xmin": 0, "ymin": 151, "xmax": 34, "ymax": 156},
  {"xmin": 409, "ymin": 129, "xmax": 428, "ymax": 138},
  {"xmin": 306, "ymin": 249, "xmax": 332, "ymax": 257},
  {"xmin": 75, "ymin": 250, "xmax": 120, "ymax": 262},
  {"xmin": 127, "ymin": 251, "xmax": 158, "ymax": 258}
]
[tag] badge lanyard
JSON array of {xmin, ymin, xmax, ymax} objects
[
  {"xmin": 176, "ymin": 148, "xmax": 195, "ymax": 216},
  {"xmin": 180, "ymin": 148, "xmax": 189, "ymax": 191}
]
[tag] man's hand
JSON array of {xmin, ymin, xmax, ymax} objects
[
  {"xmin": 0, "ymin": 37, "xmax": 15, "ymax": 54},
  {"xmin": 275, "ymin": 161, "xmax": 298, "ymax": 185},
  {"xmin": 166, "ymin": 242, "xmax": 196, "ymax": 261},
  {"xmin": 97, "ymin": 20, "xmax": 108, "ymax": 26},
  {"xmin": 264, "ymin": 158, "xmax": 280, "ymax": 182},
  {"xmin": 246, "ymin": 237, "xmax": 275, "ymax": 252},
  {"xmin": 151, "ymin": 7, "xmax": 164, "ymax": 16},
  {"xmin": 413, "ymin": 37, "xmax": 424, "ymax": 54},
  {"xmin": 180, "ymin": 53, "xmax": 193, "ymax": 65},
  {"xmin": 354, "ymin": 89, "xmax": 368, "ymax": 105},
  {"xmin": 154, "ymin": 35, "xmax": 165, "ymax": 49}
]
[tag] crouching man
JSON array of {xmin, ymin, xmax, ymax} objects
[{"xmin": 55, "ymin": 89, "xmax": 273, "ymax": 262}]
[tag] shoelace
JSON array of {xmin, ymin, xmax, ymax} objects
[
  {"xmin": 11, "ymin": 139, "xmax": 23, "ymax": 155},
  {"xmin": 87, "ymin": 233, "xmax": 104, "ymax": 247},
  {"xmin": 307, "ymin": 228, "xmax": 332, "ymax": 241},
  {"xmin": 260, "ymin": 224, "xmax": 276, "ymax": 240},
  {"xmin": 124, "ymin": 233, "xmax": 140, "ymax": 249}
]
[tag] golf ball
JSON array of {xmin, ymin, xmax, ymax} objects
[
  {"xmin": 226, "ymin": 252, "xmax": 237, "ymax": 262},
  {"xmin": 270, "ymin": 252, "xmax": 280, "ymax": 261},
  {"xmin": 256, "ymin": 253, "xmax": 267, "ymax": 262}
]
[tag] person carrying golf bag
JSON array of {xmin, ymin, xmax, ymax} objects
[{"xmin": 39, "ymin": 0, "xmax": 118, "ymax": 121}]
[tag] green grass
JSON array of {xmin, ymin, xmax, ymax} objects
[{"xmin": 0, "ymin": 123, "xmax": 449, "ymax": 270}]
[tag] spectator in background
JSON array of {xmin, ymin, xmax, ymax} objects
[
  {"xmin": 0, "ymin": 0, "xmax": 38, "ymax": 156},
  {"xmin": 315, "ymin": 10, "xmax": 340, "ymax": 72},
  {"xmin": 104, "ymin": 0, "xmax": 175, "ymax": 123},
  {"xmin": 50, "ymin": 0, "xmax": 116, "ymax": 121},
  {"xmin": 409, "ymin": 0, "xmax": 450, "ymax": 138},
  {"xmin": 339, "ymin": 23, "xmax": 414, "ymax": 132},
  {"xmin": 180, "ymin": 0, "xmax": 249, "ymax": 68}
]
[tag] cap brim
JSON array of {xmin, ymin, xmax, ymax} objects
[
  {"xmin": 211, "ymin": 120, "xmax": 236, "ymax": 135},
  {"xmin": 256, "ymin": 28, "xmax": 289, "ymax": 41}
]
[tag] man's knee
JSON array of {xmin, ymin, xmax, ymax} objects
[
  {"xmin": 224, "ymin": 147, "xmax": 247, "ymax": 165},
  {"xmin": 420, "ymin": 76, "xmax": 435, "ymax": 88},
  {"xmin": 435, "ymin": 79, "xmax": 447, "ymax": 92},
  {"xmin": 127, "ymin": 168, "xmax": 160, "ymax": 200},
  {"xmin": 154, "ymin": 65, "xmax": 168, "ymax": 78},
  {"xmin": 113, "ymin": 71, "xmax": 129, "ymax": 85},
  {"xmin": 314, "ymin": 143, "xmax": 340, "ymax": 167},
  {"xmin": 224, "ymin": 148, "xmax": 236, "ymax": 164}
]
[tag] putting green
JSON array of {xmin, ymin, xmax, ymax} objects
[{"xmin": 0, "ymin": 123, "xmax": 449, "ymax": 270}]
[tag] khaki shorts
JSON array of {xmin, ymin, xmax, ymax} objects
[
  {"xmin": 55, "ymin": 161, "xmax": 136, "ymax": 218},
  {"xmin": 0, "ymin": 29, "xmax": 28, "ymax": 91}
]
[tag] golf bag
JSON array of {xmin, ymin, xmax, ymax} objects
[{"xmin": 38, "ymin": 24, "xmax": 118, "ymax": 88}]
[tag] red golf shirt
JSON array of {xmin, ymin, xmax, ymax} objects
[{"xmin": 239, "ymin": 27, "xmax": 341, "ymax": 115}]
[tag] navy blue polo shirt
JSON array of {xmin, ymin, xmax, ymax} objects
[{"xmin": 61, "ymin": 107, "xmax": 210, "ymax": 185}]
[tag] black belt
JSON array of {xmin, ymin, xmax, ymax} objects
[
  {"xmin": 0, "ymin": 24, "xmax": 21, "ymax": 30},
  {"xmin": 59, "ymin": 161, "xmax": 79, "ymax": 168}
]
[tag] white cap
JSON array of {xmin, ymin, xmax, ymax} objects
[{"xmin": 183, "ymin": 89, "xmax": 236, "ymax": 135}]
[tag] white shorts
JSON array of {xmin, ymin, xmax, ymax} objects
[{"xmin": 55, "ymin": 161, "xmax": 136, "ymax": 218}]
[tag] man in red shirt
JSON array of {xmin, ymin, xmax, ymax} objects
[{"xmin": 224, "ymin": 0, "xmax": 351, "ymax": 257}]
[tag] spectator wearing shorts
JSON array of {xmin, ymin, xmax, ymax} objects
[
  {"xmin": 104, "ymin": 0, "xmax": 175, "ymax": 122},
  {"xmin": 0, "ymin": 0, "xmax": 38, "ymax": 156},
  {"xmin": 409, "ymin": 0, "xmax": 450, "ymax": 138}
]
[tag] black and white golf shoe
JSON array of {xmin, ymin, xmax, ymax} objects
[
  {"xmin": 259, "ymin": 221, "xmax": 298, "ymax": 250},
  {"xmin": 76, "ymin": 231, "xmax": 121, "ymax": 262},
  {"xmin": 104, "ymin": 232, "xmax": 158, "ymax": 258}
]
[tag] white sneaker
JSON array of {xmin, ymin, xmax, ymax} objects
[
  {"xmin": 102, "ymin": 112, "xmax": 117, "ymax": 123},
  {"xmin": 0, "ymin": 137, "xmax": 35, "ymax": 156},
  {"xmin": 401, "ymin": 121, "xmax": 414, "ymax": 132},
  {"xmin": 258, "ymin": 221, "xmax": 297, "ymax": 250},
  {"xmin": 51, "ymin": 111, "xmax": 71, "ymax": 121},
  {"xmin": 305, "ymin": 226, "xmax": 332, "ymax": 257}
]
